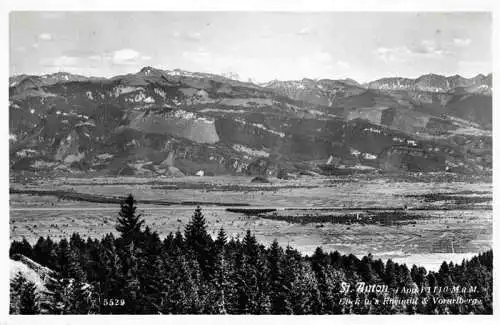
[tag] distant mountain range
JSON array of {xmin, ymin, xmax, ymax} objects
[
  {"xmin": 9, "ymin": 67, "xmax": 492, "ymax": 178},
  {"xmin": 366, "ymin": 73, "xmax": 492, "ymax": 93}
]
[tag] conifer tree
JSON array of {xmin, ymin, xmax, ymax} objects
[
  {"xmin": 69, "ymin": 233, "xmax": 85, "ymax": 251},
  {"xmin": 116, "ymin": 194, "xmax": 144, "ymax": 244},
  {"xmin": 359, "ymin": 255, "xmax": 376, "ymax": 283},
  {"xmin": 372, "ymin": 258, "xmax": 385, "ymax": 280},
  {"xmin": 384, "ymin": 259, "xmax": 397, "ymax": 287},
  {"xmin": 162, "ymin": 254, "xmax": 203, "ymax": 314},
  {"xmin": 9, "ymin": 238, "xmax": 33, "ymax": 259},
  {"xmin": 268, "ymin": 239, "xmax": 288, "ymax": 314},
  {"xmin": 7, "ymin": 190, "xmax": 495, "ymax": 316},
  {"xmin": 311, "ymin": 247, "xmax": 328, "ymax": 274},
  {"xmin": 44, "ymin": 276, "xmax": 66, "ymax": 314},
  {"xmin": 58, "ymin": 246, "xmax": 92, "ymax": 314},
  {"xmin": 68, "ymin": 247, "xmax": 87, "ymax": 282},
  {"xmin": 242, "ymin": 230, "xmax": 259, "ymax": 263},
  {"xmin": 33, "ymin": 236, "xmax": 57, "ymax": 268},
  {"xmin": 215, "ymin": 227, "xmax": 228, "ymax": 250},
  {"xmin": 173, "ymin": 229, "xmax": 185, "ymax": 251},
  {"xmin": 288, "ymin": 261, "xmax": 313, "ymax": 314},
  {"xmin": 255, "ymin": 293, "xmax": 272, "ymax": 314},
  {"xmin": 211, "ymin": 251, "xmax": 229, "ymax": 314},
  {"xmin": 232, "ymin": 250, "xmax": 252, "ymax": 313},
  {"xmin": 57, "ymin": 238, "xmax": 71, "ymax": 277},
  {"xmin": 137, "ymin": 230, "xmax": 165, "ymax": 314},
  {"xmin": 10, "ymin": 272, "xmax": 27, "ymax": 314},
  {"xmin": 253, "ymin": 248, "xmax": 272, "ymax": 314},
  {"xmin": 19, "ymin": 280, "xmax": 40, "ymax": 314},
  {"xmin": 184, "ymin": 206, "xmax": 213, "ymax": 277}
]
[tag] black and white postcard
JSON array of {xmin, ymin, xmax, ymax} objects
[{"xmin": 3, "ymin": 0, "xmax": 498, "ymax": 322}]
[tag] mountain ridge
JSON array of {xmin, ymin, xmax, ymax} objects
[
  {"xmin": 10, "ymin": 68, "xmax": 492, "ymax": 90},
  {"xmin": 9, "ymin": 66, "xmax": 492, "ymax": 178}
]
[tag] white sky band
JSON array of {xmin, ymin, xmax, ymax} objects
[{"xmin": 10, "ymin": 12, "xmax": 491, "ymax": 82}]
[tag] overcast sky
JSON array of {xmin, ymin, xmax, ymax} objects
[{"xmin": 10, "ymin": 12, "xmax": 492, "ymax": 82}]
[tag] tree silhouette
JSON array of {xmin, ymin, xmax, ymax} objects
[
  {"xmin": 184, "ymin": 206, "xmax": 213, "ymax": 277},
  {"xmin": 19, "ymin": 280, "xmax": 40, "ymax": 314},
  {"xmin": 8, "ymin": 202, "xmax": 494, "ymax": 315},
  {"xmin": 215, "ymin": 227, "xmax": 228, "ymax": 250},
  {"xmin": 10, "ymin": 272, "xmax": 27, "ymax": 314},
  {"xmin": 116, "ymin": 194, "xmax": 144, "ymax": 244}
]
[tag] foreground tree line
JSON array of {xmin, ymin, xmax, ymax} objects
[{"xmin": 10, "ymin": 195, "xmax": 492, "ymax": 314}]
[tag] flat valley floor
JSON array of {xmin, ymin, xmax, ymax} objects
[{"xmin": 10, "ymin": 175, "xmax": 492, "ymax": 271}]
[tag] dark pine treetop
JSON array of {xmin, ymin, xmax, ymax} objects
[
  {"xmin": 19, "ymin": 280, "xmax": 40, "ymax": 315},
  {"xmin": 184, "ymin": 206, "xmax": 214, "ymax": 276},
  {"xmin": 215, "ymin": 228, "xmax": 228, "ymax": 248},
  {"xmin": 184, "ymin": 206, "xmax": 212, "ymax": 248},
  {"xmin": 116, "ymin": 194, "xmax": 144, "ymax": 244}
]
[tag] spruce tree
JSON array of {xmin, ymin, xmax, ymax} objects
[
  {"xmin": 58, "ymin": 247, "xmax": 92, "ymax": 314},
  {"xmin": 10, "ymin": 272, "xmax": 27, "ymax": 314},
  {"xmin": 96, "ymin": 234, "xmax": 126, "ymax": 314},
  {"xmin": 33, "ymin": 236, "xmax": 56, "ymax": 267},
  {"xmin": 19, "ymin": 280, "xmax": 40, "ymax": 314},
  {"xmin": 57, "ymin": 238, "xmax": 71, "ymax": 277},
  {"xmin": 184, "ymin": 206, "xmax": 213, "ymax": 277},
  {"xmin": 253, "ymin": 249, "xmax": 271, "ymax": 314},
  {"xmin": 9, "ymin": 238, "xmax": 33, "ymax": 259},
  {"xmin": 359, "ymin": 255, "xmax": 376, "ymax": 283},
  {"xmin": 137, "ymin": 229, "xmax": 165, "ymax": 314},
  {"xmin": 211, "ymin": 251, "xmax": 229, "ymax": 314},
  {"xmin": 268, "ymin": 239, "xmax": 287, "ymax": 314},
  {"xmin": 232, "ymin": 251, "xmax": 252, "ymax": 313},
  {"xmin": 116, "ymin": 194, "xmax": 144, "ymax": 244},
  {"xmin": 243, "ymin": 230, "xmax": 259, "ymax": 262},
  {"xmin": 69, "ymin": 233, "xmax": 85, "ymax": 251},
  {"xmin": 215, "ymin": 227, "xmax": 228, "ymax": 250},
  {"xmin": 173, "ymin": 229, "xmax": 185, "ymax": 251},
  {"xmin": 162, "ymin": 254, "xmax": 203, "ymax": 314},
  {"xmin": 68, "ymin": 247, "xmax": 87, "ymax": 282},
  {"xmin": 289, "ymin": 262, "xmax": 319, "ymax": 314},
  {"xmin": 384, "ymin": 259, "xmax": 397, "ymax": 287}
]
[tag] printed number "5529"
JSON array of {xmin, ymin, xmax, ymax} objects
[{"xmin": 103, "ymin": 298, "xmax": 125, "ymax": 306}]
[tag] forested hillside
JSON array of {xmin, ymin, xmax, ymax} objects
[{"xmin": 9, "ymin": 195, "xmax": 493, "ymax": 314}]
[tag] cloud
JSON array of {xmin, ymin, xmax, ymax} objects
[
  {"xmin": 113, "ymin": 49, "xmax": 140, "ymax": 61},
  {"xmin": 453, "ymin": 37, "xmax": 472, "ymax": 47},
  {"xmin": 38, "ymin": 33, "xmax": 53, "ymax": 41},
  {"xmin": 111, "ymin": 49, "xmax": 151, "ymax": 65},
  {"xmin": 374, "ymin": 46, "xmax": 411, "ymax": 62},
  {"xmin": 85, "ymin": 49, "xmax": 152, "ymax": 65},
  {"xmin": 414, "ymin": 40, "xmax": 453, "ymax": 57},
  {"xmin": 375, "ymin": 40, "xmax": 454, "ymax": 62}
]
